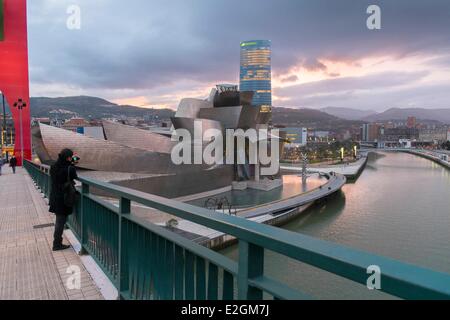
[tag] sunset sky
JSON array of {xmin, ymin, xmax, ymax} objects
[{"xmin": 28, "ymin": 0, "xmax": 450, "ymax": 111}]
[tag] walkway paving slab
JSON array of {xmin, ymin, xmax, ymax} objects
[{"xmin": 0, "ymin": 168, "xmax": 103, "ymax": 300}]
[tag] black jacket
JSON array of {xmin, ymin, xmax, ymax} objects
[
  {"xmin": 49, "ymin": 161, "xmax": 78, "ymax": 215},
  {"xmin": 10, "ymin": 157, "xmax": 17, "ymax": 167}
]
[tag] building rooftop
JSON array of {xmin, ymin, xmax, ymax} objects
[{"xmin": 62, "ymin": 118, "xmax": 91, "ymax": 128}]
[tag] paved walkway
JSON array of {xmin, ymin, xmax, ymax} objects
[
  {"xmin": 0, "ymin": 167, "xmax": 103, "ymax": 300},
  {"xmin": 404, "ymin": 149, "xmax": 450, "ymax": 169},
  {"xmin": 281, "ymin": 155, "xmax": 368, "ymax": 178}
]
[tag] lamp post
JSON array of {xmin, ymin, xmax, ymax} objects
[{"xmin": 13, "ymin": 98, "xmax": 27, "ymax": 165}]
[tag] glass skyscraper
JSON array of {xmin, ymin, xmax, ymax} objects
[{"xmin": 239, "ymin": 40, "xmax": 272, "ymax": 108}]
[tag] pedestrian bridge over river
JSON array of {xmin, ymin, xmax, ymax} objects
[
  {"xmin": 0, "ymin": 168, "xmax": 103, "ymax": 300},
  {"xmin": 0, "ymin": 161, "xmax": 449, "ymax": 300}
]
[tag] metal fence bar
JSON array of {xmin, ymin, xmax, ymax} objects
[{"xmin": 23, "ymin": 160, "xmax": 450, "ymax": 300}]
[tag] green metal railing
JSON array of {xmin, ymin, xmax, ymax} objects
[{"xmin": 24, "ymin": 160, "xmax": 450, "ymax": 300}]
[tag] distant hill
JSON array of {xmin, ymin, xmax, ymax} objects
[
  {"xmin": 30, "ymin": 96, "xmax": 175, "ymax": 120},
  {"xmin": 37, "ymin": 96, "xmax": 450, "ymax": 129},
  {"xmin": 273, "ymin": 107, "xmax": 338, "ymax": 123},
  {"xmin": 321, "ymin": 107, "xmax": 376, "ymax": 121},
  {"xmin": 362, "ymin": 108, "xmax": 450, "ymax": 124},
  {"xmin": 272, "ymin": 107, "xmax": 362, "ymax": 130},
  {"xmin": 28, "ymin": 96, "xmax": 362, "ymax": 130}
]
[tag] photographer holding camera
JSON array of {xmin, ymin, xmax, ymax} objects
[{"xmin": 49, "ymin": 148, "xmax": 79, "ymax": 251}]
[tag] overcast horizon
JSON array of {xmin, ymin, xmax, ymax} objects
[{"xmin": 28, "ymin": 0, "xmax": 450, "ymax": 111}]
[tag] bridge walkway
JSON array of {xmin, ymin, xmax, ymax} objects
[{"xmin": 0, "ymin": 167, "xmax": 103, "ymax": 300}]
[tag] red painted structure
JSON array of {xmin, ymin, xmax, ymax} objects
[{"xmin": 0, "ymin": 0, "xmax": 31, "ymax": 165}]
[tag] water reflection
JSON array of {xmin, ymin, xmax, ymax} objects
[
  {"xmin": 221, "ymin": 152, "xmax": 450, "ymax": 299},
  {"xmin": 283, "ymin": 191, "xmax": 346, "ymax": 232},
  {"xmin": 187, "ymin": 174, "xmax": 326, "ymax": 209}
]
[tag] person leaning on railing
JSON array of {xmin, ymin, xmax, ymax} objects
[{"xmin": 49, "ymin": 148, "xmax": 79, "ymax": 251}]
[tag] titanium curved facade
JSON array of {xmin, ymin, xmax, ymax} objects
[
  {"xmin": 102, "ymin": 120, "xmax": 174, "ymax": 154},
  {"xmin": 239, "ymin": 40, "xmax": 272, "ymax": 107},
  {"xmin": 32, "ymin": 123, "xmax": 235, "ymax": 198}
]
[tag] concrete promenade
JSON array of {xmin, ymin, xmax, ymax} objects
[
  {"xmin": 0, "ymin": 168, "xmax": 103, "ymax": 300},
  {"xmin": 360, "ymin": 148, "xmax": 450, "ymax": 170},
  {"xmin": 281, "ymin": 154, "xmax": 368, "ymax": 179},
  {"xmin": 402, "ymin": 149, "xmax": 450, "ymax": 169},
  {"xmin": 164, "ymin": 172, "xmax": 346, "ymax": 249}
]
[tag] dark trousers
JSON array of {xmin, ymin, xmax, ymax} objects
[
  {"xmin": 53, "ymin": 214, "xmax": 68, "ymax": 247},
  {"xmin": 12, "ymin": 166, "xmax": 16, "ymax": 174}
]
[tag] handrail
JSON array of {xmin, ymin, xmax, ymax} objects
[{"xmin": 24, "ymin": 160, "xmax": 450, "ymax": 300}]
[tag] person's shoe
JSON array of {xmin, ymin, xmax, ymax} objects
[{"xmin": 52, "ymin": 244, "xmax": 71, "ymax": 251}]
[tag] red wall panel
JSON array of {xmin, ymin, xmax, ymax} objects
[{"xmin": 0, "ymin": 0, "xmax": 30, "ymax": 165}]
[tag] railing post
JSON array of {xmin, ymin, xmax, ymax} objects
[
  {"xmin": 237, "ymin": 240, "xmax": 264, "ymax": 300},
  {"xmin": 79, "ymin": 183, "xmax": 90, "ymax": 255},
  {"xmin": 47, "ymin": 172, "xmax": 51, "ymax": 199},
  {"xmin": 37, "ymin": 169, "xmax": 42, "ymax": 191},
  {"xmin": 43, "ymin": 168, "xmax": 48, "ymax": 197},
  {"xmin": 118, "ymin": 197, "xmax": 131, "ymax": 299}
]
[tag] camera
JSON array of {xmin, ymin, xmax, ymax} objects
[{"xmin": 71, "ymin": 155, "xmax": 80, "ymax": 164}]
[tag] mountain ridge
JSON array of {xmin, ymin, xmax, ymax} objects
[
  {"xmin": 272, "ymin": 107, "xmax": 362, "ymax": 131},
  {"xmin": 320, "ymin": 107, "xmax": 377, "ymax": 121},
  {"xmin": 26, "ymin": 96, "xmax": 450, "ymax": 126},
  {"xmin": 29, "ymin": 96, "xmax": 175, "ymax": 120},
  {"xmin": 361, "ymin": 107, "xmax": 450, "ymax": 123},
  {"xmin": 320, "ymin": 106, "xmax": 450, "ymax": 124}
]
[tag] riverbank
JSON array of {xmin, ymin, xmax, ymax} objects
[
  {"xmin": 169, "ymin": 172, "xmax": 346, "ymax": 250},
  {"xmin": 221, "ymin": 151, "xmax": 450, "ymax": 299},
  {"xmin": 401, "ymin": 149, "xmax": 450, "ymax": 169}
]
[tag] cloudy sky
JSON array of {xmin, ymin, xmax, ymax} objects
[{"xmin": 28, "ymin": 0, "xmax": 450, "ymax": 111}]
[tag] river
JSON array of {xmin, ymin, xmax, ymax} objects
[{"xmin": 221, "ymin": 152, "xmax": 450, "ymax": 299}]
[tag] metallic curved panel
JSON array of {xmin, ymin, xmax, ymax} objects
[
  {"xmin": 213, "ymin": 90, "xmax": 240, "ymax": 108},
  {"xmin": 207, "ymin": 88, "xmax": 217, "ymax": 102},
  {"xmin": 198, "ymin": 106, "xmax": 243, "ymax": 129},
  {"xmin": 213, "ymin": 90, "xmax": 254, "ymax": 108},
  {"xmin": 31, "ymin": 126, "xmax": 53, "ymax": 163},
  {"xmin": 237, "ymin": 105, "xmax": 271, "ymax": 129},
  {"xmin": 239, "ymin": 91, "xmax": 255, "ymax": 106},
  {"xmin": 171, "ymin": 117, "xmax": 224, "ymax": 141},
  {"xmin": 35, "ymin": 123, "xmax": 201, "ymax": 174},
  {"xmin": 257, "ymin": 111, "xmax": 272, "ymax": 125},
  {"xmin": 102, "ymin": 120, "xmax": 174, "ymax": 154},
  {"xmin": 109, "ymin": 166, "xmax": 234, "ymax": 199},
  {"xmin": 175, "ymin": 98, "xmax": 213, "ymax": 119}
]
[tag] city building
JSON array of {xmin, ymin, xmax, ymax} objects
[
  {"xmin": 239, "ymin": 40, "xmax": 272, "ymax": 108},
  {"xmin": 310, "ymin": 130, "xmax": 330, "ymax": 142},
  {"xmin": 419, "ymin": 128, "xmax": 449, "ymax": 144},
  {"xmin": 399, "ymin": 139, "xmax": 413, "ymax": 148},
  {"xmin": 62, "ymin": 117, "xmax": 92, "ymax": 132},
  {"xmin": 61, "ymin": 117, "xmax": 104, "ymax": 139},
  {"xmin": 31, "ymin": 117, "xmax": 51, "ymax": 126},
  {"xmin": 32, "ymin": 84, "xmax": 281, "ymax": 198},
  {"xmin": 336, "ymin": 130, "xmax": 352, "ymax": 142},
  {"xmin": 0, "ymin": 114, "xmax": 15, "ymax": 158},
  {"xmin": 284, "ymin": 127, "xmax": 308, "ymax": 147},
  {"xmin": 406, "ymin": 116, "xmax": 417, "ymax": 128},
  {"xmin": 381, "ymin": 127, "xmax": 419, "ymax": 142},
  {"xmin": 361, "ymin": 123, "xmax": 381, "ymax": 142}
]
